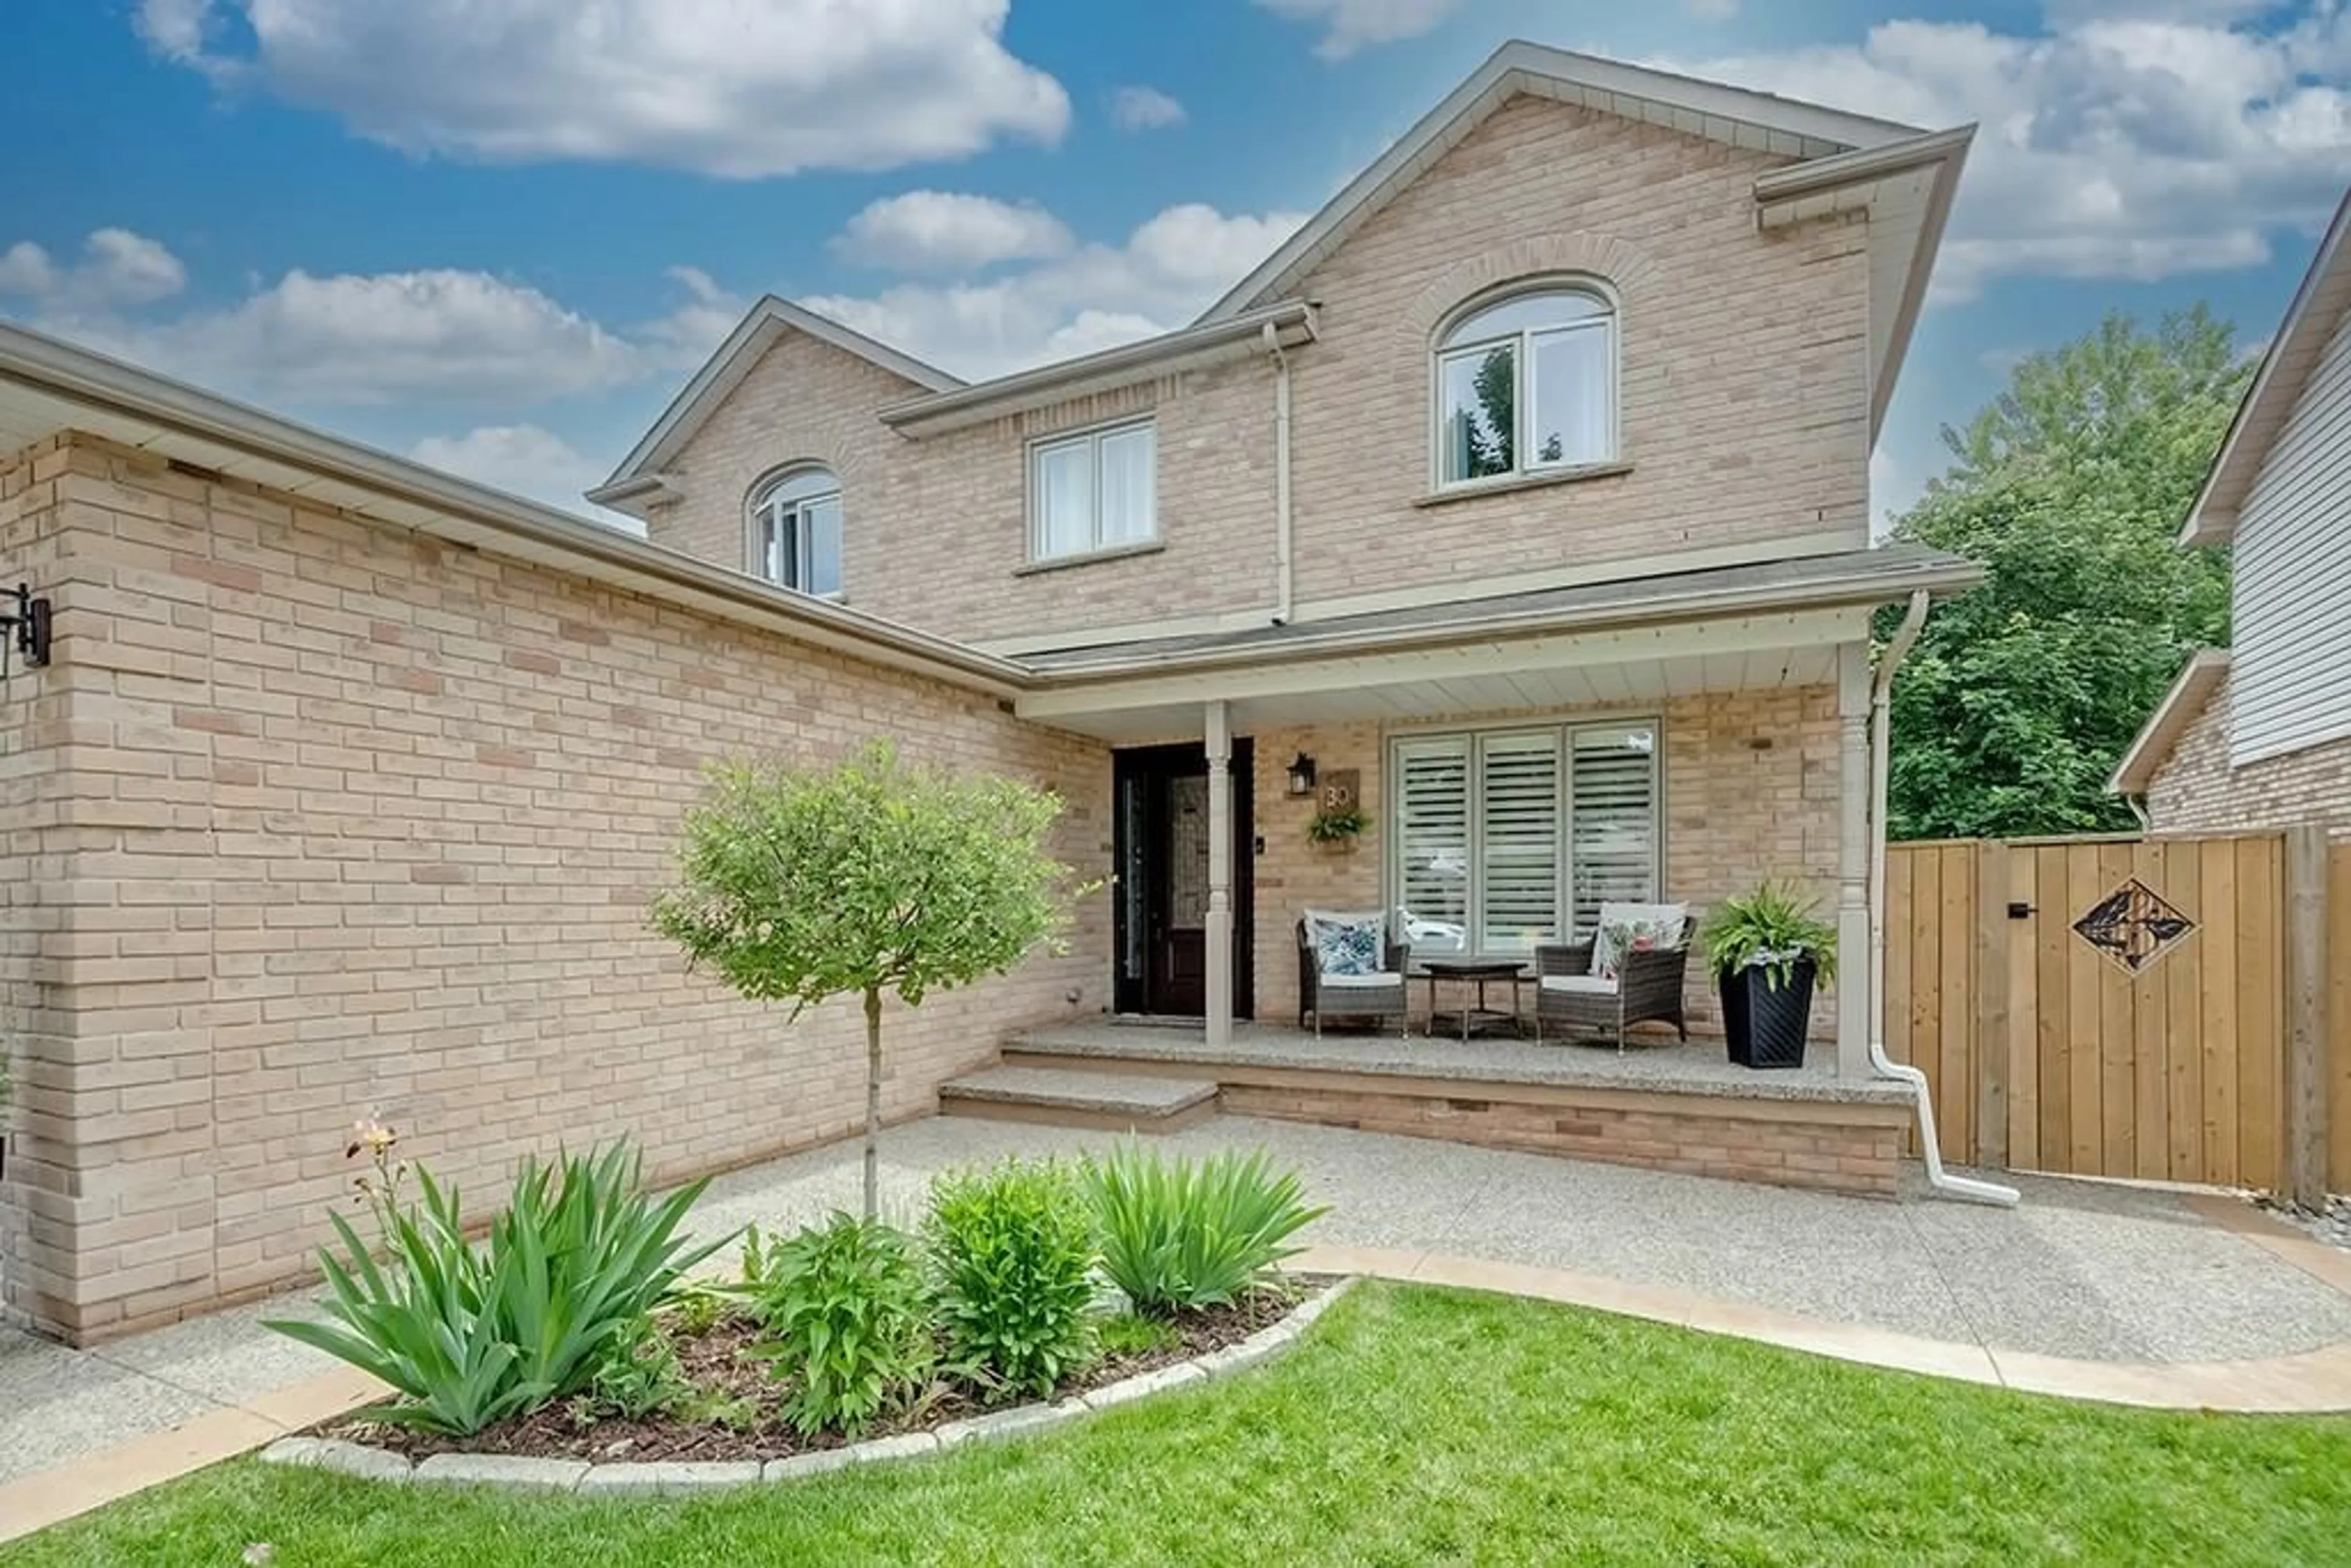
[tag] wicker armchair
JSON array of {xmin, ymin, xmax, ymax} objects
[
  {"xmin": 1296, "ymin": 915, "xmax": 1410, "ymax": 1038},
  {"xmin": 1534, "ymin": 904, "xmax": 1692, "ymax": 1053}
]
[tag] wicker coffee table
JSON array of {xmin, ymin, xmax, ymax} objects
[{"xmin": 1416, "ymin": 959, "xmax": 1528, "ymax": 1041}]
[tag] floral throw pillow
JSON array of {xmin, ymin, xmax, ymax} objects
[
  {"xmin": 1308, "ymin": 909, "xmax": 1386, "ymax": 977},
  {"xmin": 1591, "ymin": 906, "xmax": 1688, "ymax": 980}
]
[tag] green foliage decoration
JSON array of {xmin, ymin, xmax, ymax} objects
[
  {"xmin": 1084, "ymin": 1144, "xmax": 1327, "ymax": 1316},
  {"xmin": 925, "ymin": 1160, "xmax": 1100, "ymax": 1403},
  {"xmin": 1700, "ymin": 880, "xmax": 1839, "ymax": 992},
  {"xmin": 748, "ymin": 1213, "xmax": 936, "ymax": 1438}
]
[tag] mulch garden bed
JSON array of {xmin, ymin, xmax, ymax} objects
[{"xmin": 326, "ymin": 1276, "xmax": 1335, "ymax": 1466}]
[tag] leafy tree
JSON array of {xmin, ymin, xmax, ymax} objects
[
  {"xmin": 1883, "ymin": 308, "xmax": 2244, "ymax": 839},
  {"xmin": 652, "ymin": 741, "xmax": 1079, "ymax": 1218}
]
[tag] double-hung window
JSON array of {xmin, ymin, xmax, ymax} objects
[
  {"xmin": 749, "ymin": 467, "xmax": 844, "ymax": 597},
  {"xmin": 1030, "ymin": 419, "xmax": 1156, "ymax": 561},
  {"xmin": 1436, "ymin": 286, "xmax": 1616, "ymax": 486},
  {"xmin": 1390, "ymin": 719, "xmax": 1659, "ymax": 956}
]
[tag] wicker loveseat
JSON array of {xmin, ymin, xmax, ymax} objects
[
  {"xmin": 1534, "ymin": 902, "xmax": 1692, "ymax": 1052},
  {"xmin": 1296, "ymin": 912, "xmax": 1411, "ymax": 1037}
]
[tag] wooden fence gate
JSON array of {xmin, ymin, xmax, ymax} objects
[{"xmin": 1884, "ymin": 830, "xmax": 2345, "ymax": 1199}]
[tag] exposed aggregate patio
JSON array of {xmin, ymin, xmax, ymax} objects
[{"xmin": 6, "ymin": 1112, "xmax": 2351, "ymax": 1527}]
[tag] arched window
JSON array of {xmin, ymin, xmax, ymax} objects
[
  {"xmin": 748, "ymin": 467, "xmax": 843, "ymax": 597},
  {"xmin": 1434, "ymin": 285, "xmax": 1616, "ymax": 486}
]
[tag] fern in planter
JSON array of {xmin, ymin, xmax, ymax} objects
[
  {"xmin": 1305, "ymin": 805, "xmax": 1367, "ymax": 844},
  {"xmin": 1701, "ymin": 880, "xmax": 1839, "ymax": 991}
]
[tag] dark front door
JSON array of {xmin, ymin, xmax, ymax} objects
[{"xmin": 1113, "ymin": 741, "xmax": 1254, "ymax": 1018}]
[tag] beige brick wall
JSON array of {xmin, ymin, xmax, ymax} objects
[
  {"xmin": 1245, "ymin": 686, "xmax": 1845, "ymax": 1038},
  {"xmin": 0, "ymin": 434, "xmax": 1114, "ymax": 1344},
  {"xmin": 2145, "ymin": 670, "xmax": 2351, "ymax": 838},
  {"xmin": 647, "ymin": 94, "xmax": 1870, "ymax": 648}
]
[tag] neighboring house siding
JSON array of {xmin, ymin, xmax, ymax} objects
[
  {"xmin": 2145, "ymin": 670, "xmax": 2351, "ymax": 838},
  {"xmin": 648, "ymin": 95, "xmax": 1873, "ymax": 648},
  {"xmin": 1283, "ymin": 99, "xmax": 1871, "ymax": 608},
  {"xmin": 1, "ymin": 433, "xmax": 1111, "ymax": 1345},
  {"xmin": 1247, "ymin": 683, "xmax": 1843, "ymax": 1038},
  {"xmin": 2232, "ymin": 306, "xmax": 2351, "ymax": 765}
]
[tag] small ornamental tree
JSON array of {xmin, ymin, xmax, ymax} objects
[{"xmin": 652, "ymin": 741, "xmax": 1078, "ymax": 1219}]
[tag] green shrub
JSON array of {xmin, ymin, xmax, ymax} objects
[
  {"xmin": 1097, "ymin": 1311, "xmax": 1180, "ymax": 1359},
  {"xmin": 925, "ymin": 1160, "xmax": 1098, "ymax": 1402},
  {"xmin": 580, "ymin": 1313, "xmax": 692, "ymax": 1422},
  {"xmin": 1084, "ymin": 1144, "xmax": 1327, "ymax": 1316},
  {"xmin": 265, "ymin": 1140, "xmax": 722, "ymax": 1436},
  {"xmin": 751, "ymin": 1213, "xmax": 935, "ymax": 1437}
]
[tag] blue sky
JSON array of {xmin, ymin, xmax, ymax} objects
[{"xmin": 4, "ymin": 0, "xmax": 2347, "ymax": 529}]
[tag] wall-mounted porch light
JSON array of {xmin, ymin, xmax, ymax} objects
[{"xmin": 1286, "ymin": 752, "xmax": 1317, "ymax": 798}]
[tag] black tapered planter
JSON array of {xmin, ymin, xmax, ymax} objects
[{"xmin": 1719, "ymin": 956, "xmax": 1817, "ymax": 1070}]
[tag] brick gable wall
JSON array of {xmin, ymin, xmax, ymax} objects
[{"xmin": 2145, "ymin": 670, "xmax": 2351, "ymax": 838}]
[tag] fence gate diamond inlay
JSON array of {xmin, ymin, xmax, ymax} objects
[{"xmin": 2072, "ymin": 877, "xmax": 2196, "ymax": 973}]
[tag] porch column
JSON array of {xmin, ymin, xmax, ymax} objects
[
  {"xmin": 1835, "ymin": 641, "xmax": 1872, "ymax": 1079},
  {"xmin": 1204, "ymin": 699, "xmax": 1235, "ymax": 1048}
]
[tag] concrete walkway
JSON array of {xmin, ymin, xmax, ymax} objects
[{"xmin": 6, "ymin": 1113, "xmax": 2351, "ymax": 1537}]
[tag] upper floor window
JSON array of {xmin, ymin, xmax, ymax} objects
[
  {"xmin": 1030, "ymin": 418, "xmax": 1156, "ymax": 561},
  {"xmin": 749, "ymin": 466, "xmax": 843, "ymax": 597},
  {"xmin": 1436, "ymin": 285, "xmax": 1616, "ymax": 487}
]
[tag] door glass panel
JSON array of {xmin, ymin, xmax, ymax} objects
[
  {"xmin": 1166, "ymin": 773, "xmax": 1209, "ymax": 928},
  {"xmin": 1119, "ymin": 774, "xmax": 1147, "ymax": 981}
]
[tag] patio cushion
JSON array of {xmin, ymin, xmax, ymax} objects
[
  {"xmin": 1540, "ymin": 973, "xmax": 1619, "ymax": 996},
  {"xmin": 1305, "ymin": 907, "xmax": 1386, "ymax": 977},
  {"xmin": 1320, "ymin": 970, "xmax": 1404, "ymax": 989},
  {"xmin": 1590, "ymin": 902, "xmax": 1689, "ymax": 980}
]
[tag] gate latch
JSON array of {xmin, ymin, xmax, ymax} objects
[{"xmin": 2006, "ymin": 901, "xmax": 2035, "ymax": 920}]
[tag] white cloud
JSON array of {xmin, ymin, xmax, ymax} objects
[
  {"xmin": 1253, "ymin": 0, "xmax": 1463, "ymax": 59},
  {"xmin": 1110, "ymin": 85, "xmax": 1187, "ymax": 132},
  {"xmin": 0, "ymin": 228, "xmax": 187, "ymax": 308},
  {"xmin": 803, "ymin": 202, "xmax": 1308, "ymax": 379},
  {"xmin": 1677, "ymin": 13, "xmax": 2351, "ymax": 301},
  {"xmin": 832, "ymin": 192, "xmax": 1074, "ymax": 274},
  {"xmin": 135, "ymin": 0, "xmax": 1070, "ymax": 179},
  {"xmin": 410, "ymin": 424, "xmax": 645, "ymax": 531}
]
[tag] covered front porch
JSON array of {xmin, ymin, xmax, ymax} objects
[{"xmin": 1015, "ymin": 545, "xmax": 1981, "ymax": 1091}]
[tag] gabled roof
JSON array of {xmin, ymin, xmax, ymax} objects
[
  {"xmin": 588, "ymin": 296, "xmax": 961, "ymax": 509},
  {"xmin": 1198, "ymin": 40, "xmax": 1972, "ymax": 441},
  {"xmin": 2107, "ymin": 648, "xmax": 2230, "ymax": 796},
  {"xmin": 2181, "ymin": 189, "xmax": 2351, "ymax": 547},
  {"xmin": 0, "ymin": 321, "xmax": 1026, "ymax": 696}
]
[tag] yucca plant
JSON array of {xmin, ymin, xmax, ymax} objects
[
  {"xmin": 266, "ymin": 1139, "xmax": 724, "ymax": 1436},
  {"xmin": 1084, "ymin": 1144, "xmax": 1327, "ymax": 1316}
]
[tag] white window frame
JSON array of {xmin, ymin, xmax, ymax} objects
[
  {"xmin": 1027, "ymin": 417, "xmax": 1158, "ymax": 562},
  {"xmin": 1431, "ymin": 283, "xmax": 1619, "ymax": 490},
  {"xmin": 1385, "ymin": 714, "xmax": 1662, "ymax": 958},
  {"xmin": 746, "ymin": 467, "xmax": 844, "ymax": 599}
]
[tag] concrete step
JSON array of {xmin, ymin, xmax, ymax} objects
[{"xmin": 938, "ymin": 1065, "xmax": 1218, "ymax": 1133}]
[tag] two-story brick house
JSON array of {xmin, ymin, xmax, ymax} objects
[
  {"xmin": 0, "ymin": 42, "xmax": 1979, "ymax": 1344},
  {"xmin": 591, "ymin": 41, "xmax": 1979, "ymax": 1068}
]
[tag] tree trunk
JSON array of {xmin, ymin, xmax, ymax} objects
[{"xmin": 862, "ymin": 985, "xmax": 883, "ymax": 1221}]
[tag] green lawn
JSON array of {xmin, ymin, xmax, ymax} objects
[{"xmin": 12, "ymin": 1281, "xmax": 2350, "ymax": 1567}]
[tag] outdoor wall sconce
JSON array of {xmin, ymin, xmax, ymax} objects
[
  {"xmin": 1286, "ymin": 752, "xmax": 1317, "ymax": 797},
  {"xmin": 1, "ymin": 582, "xmax": 51, "ymax": 675}
]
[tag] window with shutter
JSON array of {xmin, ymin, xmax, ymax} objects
[
  {"xmin": 1386, "ymin": 718, "xmax": 1659, "ymax": 956},
  {"xmin": 1569, "ymin": 723, "xmax": 1659, "ymax": 936},
  {"xmin": 1393, "ymin": 739, "xmax": 1470, "ymax": 955},
  {"xmin": 1477, "ymin": 732, "xmax": 1560, "ymax": 955}
]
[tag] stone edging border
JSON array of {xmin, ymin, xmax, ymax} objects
[{"xmin": 257, "ymin": 1277, "xmax": 1360, "ymax": 1495}]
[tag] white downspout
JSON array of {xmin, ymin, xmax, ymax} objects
[
  {"xmin": 1262, "ymin": 320, "xmax": 1296, "ymax": 625},
  {"xmin": 1870, "ymin": 590, "xmax": 2020, "ymax": 1207}
]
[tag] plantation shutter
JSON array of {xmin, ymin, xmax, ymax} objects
[
  {"xmin": 1477, "ymin": 732, "xmax": 1561, "ymax": 954},
  {"xmin": 1393, "ymin": 739, "xmax": 1470, "ymax": 954},
  {"xmin": 1569, "ymin": 722, "xmax": 1659, "ymax": 936}
]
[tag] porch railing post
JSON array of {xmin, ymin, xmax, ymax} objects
[
  {"xmin": 1204, "ymin": 699, "xmax": 1234, "ymax": 1048},
  {"xmin": 1836, "ymin": 641, "xmax": 1873, "ymax": 1079}
]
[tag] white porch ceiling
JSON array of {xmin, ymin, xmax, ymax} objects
[{"xmin": 1019, "ymin": 609, "xmax": 1861, "ymax": 742}]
